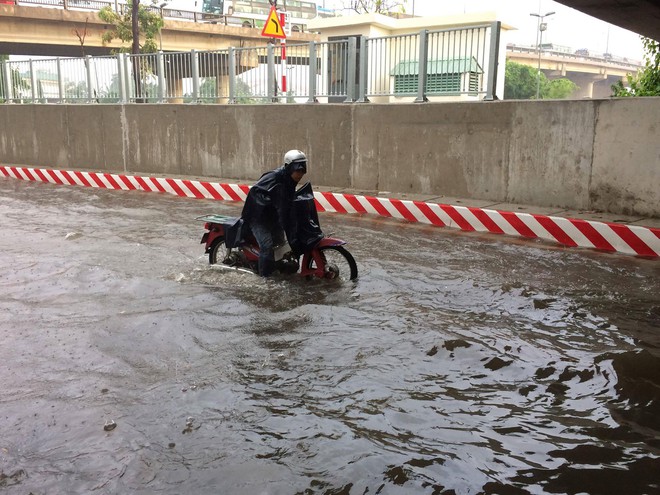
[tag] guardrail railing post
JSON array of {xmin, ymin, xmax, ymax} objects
[
  {"xmin": 191, "ymin": 49, "xmax": 200, "ymax": 102},
  {"xmin": 229, "ymin": 47, "xmax": 237, "ymax": 104},
  {"xmin": 157, "ymin": 51, "xmax": 166, "ymax": 102},
  {"xmin": 357, "ymin": 35, "xmax": 369, "ymax": 103},
  {"xmin": 344, "ymin": 37, "xmax": 357, "ymax": 103},
  {"xmin": 307, "ymin": 41, "xmax": 318, "ymax": 103},
  {"xmin": 117, "ymin": 53, "xmax": 127, "ymax": 103},
  {"xmin": 267, "ymin": 43, "xmax": 277, "ymax": 102},
  {"xmin": 85, "ymin": 55, "xmax": 93, "ymax": 103},
  {"xmin": 29, "ymin": 59, "xmax": 37, "ymax": 103},
  {"xmin": 484, "ymin": 21, "xmax": 501, "ymax": 101},
  {"xmin": 57, "ymin": 57, "xmax": 65, "ymax": 103},
  {"xmin": 2, "ymin": 61, "xmax": 13, "ymax": 103},
  {"xmin": 415, "ymin": 30, "xmax": 429, "ymax": 103},
  {"xmin": 124, "ymin": 54, "xmax": 132, "ymax": 102}
]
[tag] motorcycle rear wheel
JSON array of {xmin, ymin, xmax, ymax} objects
[
  {"xmin": 306, "ymin": 246, "xmax": 358, "ymax": 281},
  {"xmin": 209, "ymin": 237, "xmax": 230, "ymax": 265}
]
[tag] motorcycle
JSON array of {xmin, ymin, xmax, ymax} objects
[{"xmin": 197, "ymin": 182, "xmax": 358, "ymax": 281}]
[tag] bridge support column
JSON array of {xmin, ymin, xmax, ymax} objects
[
  {"xmin": 214, "ymin": 76, "xmax": 230, "ymax": 104},
  {"xmin": 593, "ymin": 75, "xmax": 625, "ymax": 98},
  {"xmin": 570, "ymin": 72, "xmax": 607, "ymax": 99},
  {"xmin": 165, "ymin": 74, "xmax": 184, "ymax": 103}
]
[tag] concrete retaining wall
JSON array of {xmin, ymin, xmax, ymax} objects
[{"xmin": 0, "ymin": 98, "xmax": 658, "ymax": 217}]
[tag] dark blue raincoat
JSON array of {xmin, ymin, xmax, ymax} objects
[{"xmin": 241, "ymin": 166, "xmax": 298, "ymax": 237}]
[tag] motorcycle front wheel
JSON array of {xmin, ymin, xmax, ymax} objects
[{"xmin": 306, "ymin": 246, "xmax": 358, "ymax": 281}]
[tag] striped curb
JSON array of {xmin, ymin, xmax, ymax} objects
[{"xmin": 2, "ymin": 165, "xmax": 659, "ymax": 258}]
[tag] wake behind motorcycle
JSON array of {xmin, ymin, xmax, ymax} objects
[{"xmin": 197, "ymin": 182, "xmax": 358, "ymax": 281}]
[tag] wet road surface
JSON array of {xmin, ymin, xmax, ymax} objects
[{"xmin": 1, "ymin": 177, "xmax": 659, "ymax": 495}]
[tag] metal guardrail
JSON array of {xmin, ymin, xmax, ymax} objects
[
  {"xmin": 1, "ymin": 23, "xmax": 502, "ymax": 104},
  {"xmin": 507, "ymin": 43, "xmax": 643, "ymax": 70}
]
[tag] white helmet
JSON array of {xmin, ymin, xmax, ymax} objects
[{"xmin": 283, "ymin": 149, "xmax": 307, "ymax": 174}]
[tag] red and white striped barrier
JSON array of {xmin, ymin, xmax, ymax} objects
[
  {"xmin": 2, "ymin": 165, "xmax": 659, "ymax": 258},
  {"xmin": 0, "ymin": 166, "xmax": 251, "ymax": 202}
]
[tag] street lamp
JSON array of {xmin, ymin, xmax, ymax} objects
[
  {"xmin": 158, "ymin": 1, "xmax": 168, "ymax": 51},
  {"xmin": 530, "ymin": 11, "xmax": 555, "ymax": 99}
]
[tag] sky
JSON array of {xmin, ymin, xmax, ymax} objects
[
  {"xmin": 166, "ymin": 0, "xmax": 646, "ymax": 61},
  {"xmin": 404, "ymin": 0, "xmax": 646, "ymax": 61}
]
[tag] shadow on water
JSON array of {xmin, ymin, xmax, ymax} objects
[{"xmin": 1, "ymin": 178, "xmax": 660, "ymax": 494}]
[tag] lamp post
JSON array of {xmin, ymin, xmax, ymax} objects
[
  {"xmin": 530, "ymin": 11, "xmax": 555, "ymax": 99},
  {"xmin": 158, "ymin": 1, "xmax": 168, "ymax": 51}
]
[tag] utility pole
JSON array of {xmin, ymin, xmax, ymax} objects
[
  {"xmin": 158, "ymin": 1, "xmax": 168, "ymax": 51},
  {"xmin": 530, "ymin": 11, "xmax": 555, "ymax": 99}
]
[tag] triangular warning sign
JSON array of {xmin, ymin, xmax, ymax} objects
[{"xmin": 261, "ymin": 7, "xmax": 286, "ymax": 39}]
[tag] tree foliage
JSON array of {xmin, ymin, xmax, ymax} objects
[
  {"xmin": 504, "ymin": 61, "xmax": 538, "ymax": 99},
  {"xmin": 344, "ymin": 0, "xmax": 407, "ymax": 14},
  {"xmin": 504, "ymin": 61, "xmax": 577, "ymax": 100},
  {"xmin": 98, "ymin": 0, "xmax": 163, "ymax": 54},
  {"xmin": 612, "ymin": 37, "xmax": 660, "ymax": 96},
  {"xmin": 544, "ymin": 78, "xmax": 578, "ymax": 99},
  {"xmin": 98, "ymin": 1, "xmax": 164, "ymax": 101}
]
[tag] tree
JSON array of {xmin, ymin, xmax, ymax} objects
[
  {"xmin": 65, "ymin": 80, "xmax": 90, "ymax": 100},
  {"xmin": 99, "ymin": 73, "xmax": 122, "ymax": 102},
  {"xmin": 98, "ymin": 0, "xmax": 163, "ymax": 101},
  {"xmin": 504, "ymin": 61, "xmax": 578, "ymax": 99},
  {"xmin": 132, "ymin": 0, "xmax": 141, "ymax": 56},
  {"xmin": 504, "ymin": 61, "xmax": 538, "ymax": 99},
  {"xmin": 343, "ymin": 0, "xmax": 407, "ymax": 14},
  {"xmin": 612, "ymin": 37, "xmax": 660, "ymax": 96},
  {"xmin": 73, "ymin": 18, "xmax": 90, "ymax": 57},
  {"xmin": 235, "ymin": 79, "xmax": 259, "ymax": 104},
  {"xmin": 98, "ymin": 0, "xmax": 163, "ymax": 54},
  {"xmin": 544, "ymin": 78, "xmax": 578, "ymax": 99}
]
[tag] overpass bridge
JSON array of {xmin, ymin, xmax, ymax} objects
[
  {"xmin": 557, "ymin": 0, "xmax": 660, "ymax": 41},
  {"xmin": 0, "ymin": 2, "xmax": 317, "ymax": 57},
  {"xmin": 507, "ymin": 45, "xmax": 643, "ymax": 99},
  {"xmin": 2, "ymin": 0, "xmax": 659, "ymax": 59}
]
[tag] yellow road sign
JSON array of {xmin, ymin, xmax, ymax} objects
[{"xmin": 261, "ymin": 7, "xmax": 286, "ymax": 39}]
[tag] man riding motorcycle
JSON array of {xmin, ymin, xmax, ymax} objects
[{"xmin": 240, "ymin": 150, "xmax": 308, "ymax": 277}]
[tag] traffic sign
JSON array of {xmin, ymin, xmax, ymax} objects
[{"xmin": 261, "ymin": 6, "xmax": 286, "ymax": 39}]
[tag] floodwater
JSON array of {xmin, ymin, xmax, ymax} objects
[{"xmin": 1, "ymin": 177, "xmax": 659, "ymax": 495}]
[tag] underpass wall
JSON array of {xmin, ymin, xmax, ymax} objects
[
  {"xmin": 0, "ymin": 98, "xmax": 657, "ymax": 217},
  {"xmin": 591, "ymin": 98, "xmax": 660, "ymax": 217}
]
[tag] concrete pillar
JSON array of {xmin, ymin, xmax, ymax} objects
[
  {"xmin": 215, "ymin": 75, "xmax": 230, "ymax": 104},
  {"xmin": 165, "ymin": 73, "xmax": 184, "ymax": 103},
  {"xmin": 592, "ymin": 75, "xmax": 623, "ymax": 99},
  {"xmin": 571, "ymin": 73, "xmax": 607, "ymax": 99}
]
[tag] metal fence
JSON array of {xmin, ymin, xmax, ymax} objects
[{"xmin": 0, "ymin": 23, "xmax": 501, "ymax": 104}]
